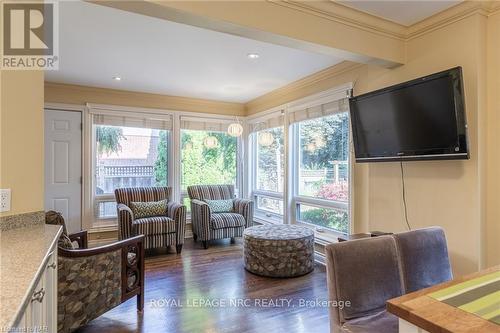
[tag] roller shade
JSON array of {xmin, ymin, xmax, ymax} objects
[
  {"xmin": 288, "ymin": 98, "xmax": 349, "ymax": 124},
  {"xmin": 92, "ymin": 111, "xmax": 172, "ymax": 130},
  {"xmin": 249, "ymin": 112, "xmax": 284, "ymax": 133},
  {"xmin": 180, "ymin": 116, "xmax": 233, "ymax": 132}
]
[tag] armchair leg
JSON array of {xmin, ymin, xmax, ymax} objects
[
  {"xmin": 230, "ymin": 237, "xmax": 236, "ymax": 244},
  {"xmin": 137, "ymin": 291, "xmax": 144, "ymax": 312},
  {"xmin": 176, "ymin": 244, "xmax": 183, "ymax": 254},
  {"xmin": 202, "ymin": 241, "xmax": 209, "ymax": 249}
]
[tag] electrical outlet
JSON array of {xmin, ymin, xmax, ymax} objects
[{"xmin": 0, "ymin": 189, "xmax": 11, "ymax": 212}]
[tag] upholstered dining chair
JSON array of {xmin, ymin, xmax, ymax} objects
[
  {"xmin": 325, "ymin": 236, "xmax": 404, "ymax": 333},
  {"xmin": 393, "ymin": 226, "xmax": 453, "ymax": 293},
  {"xmin": 45, "ymin": 211, "xmax": 144, "ymax": 333},
  {"xmin": 115, "ymin": 187, "xmax": 186, "ymax": 253},
  {"xmin": 187, "ymin": 184, "xmax": 254, "ymax": 249}
]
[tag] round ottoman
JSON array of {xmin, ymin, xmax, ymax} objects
[{"xmin": 243, "ymin": 225, "xmax": 315, "ymax": 278}]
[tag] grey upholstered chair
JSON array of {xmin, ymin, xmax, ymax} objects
[
  {"xmin": 115, "ymin": 187, "xmax": 186, "ymax": 253},
  {"xmin": 325, "ymin": 236, "xmax": 404, "ymax": 333},
  {"xmin": 393, "ymin": 226, "xmax": 453, "ymax": 293},
  {"xmin": 187, "ymin": 184, "xmax": 254, "ymax": 249}
]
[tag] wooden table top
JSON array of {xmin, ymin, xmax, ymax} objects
[{"xmin": 387, "ymin": 266, "xmax": 500, "ymax": 333}]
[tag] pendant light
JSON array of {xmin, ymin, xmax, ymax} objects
[
  {"xmin": 227, "ymin": 123, "xmax": 243, "ymax": 137},
  {"xmin": 258, "ymin": 131, "xmax": 274, "ymax": 147},
  {"xmin": 203, "ymin": 135, "xmax": 219, "ymax": 149}
]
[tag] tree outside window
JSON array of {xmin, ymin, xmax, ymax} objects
[
  {"xmin": 94, "ymin": 125, "xmax": 169, "ymax": 219},
  {"xmin": 297, "ymin": 112, "xmax": 349, "ymax": 233},
  {"xmin": 181, "ymin": 130, "xmax": 237, "ymax": 209}
]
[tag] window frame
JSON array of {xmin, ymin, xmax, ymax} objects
[
  {"xmin": 90, "ymin": 118, "xmax": 173, "ymax": 227},
  {"xmin": 179, "ymin": 128, "xmax": 242, "ymax": 216},
  {"xmin": 291, "ymin": 111, "xmax": 352, "ymax": 237},
  {"xmin": 249, "ymin": 127, "xmax": 285, "ymax": 223}
]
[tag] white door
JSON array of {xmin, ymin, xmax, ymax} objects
[{"xmin": 44, "ymin": 110, "xmax": 82, "ymax": 233}]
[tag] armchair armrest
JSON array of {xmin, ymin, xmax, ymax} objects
[
  {"xmin": 117, "ymin": 203, "xmax": 134, "ymax": 218},
  {"xmin": 190, "ymin": 199, "xmax": 211, "ymax": 241},
  {"xmin": 191, "ymin": 199, "xmax": 210, "ymax": 211},
  {"xmin": 58, "ymin": 234, "xmax": 145, "ymax": 314},
  {"xmin": 58, "ymin": 234, "xmax": 144, "ymax": 257},
  {"xmin": 117, "ymin": 203, "xmax": 134, "ymax": 240},
  {"xmin": 69, "ymin": 230, "xmax": 88, "ymax": 249},
  {"xmin": 166, "ymin": 201, "xmax": 185, "ymax": 220},
  {"xmin": 234, "ymin": 198, "xmax": 254, "ymax": 228},
  {"xmin": 167, "ymin": 201, "xmax": 187, "ymax": 245}
]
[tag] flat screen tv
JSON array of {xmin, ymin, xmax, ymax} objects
[{"xmin": 349, "ymin": 67, "xmax": 469, "ymax": 162}]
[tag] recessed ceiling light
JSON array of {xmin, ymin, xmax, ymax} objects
[
  {"xmin": 113, "ymin": 76, "xmax": 121, "ymax": 81},
  {"xmin": 247, "ymin": 53, "xmax": 260, "ymax": 59}
]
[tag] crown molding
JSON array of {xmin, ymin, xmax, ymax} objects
[
  {"xmin": 44, "ymin": 82, "xmax": 246, "ymax": 116},
  {"xmin": 274, "ymin": 1, "xmax": 407, "ymax": 40},
  {"xmin": 406, "ymin": 1, "xmax": 491, "ymax": 39},
  {"xmin": 278, "ymin": 1, "xmax": 496, "ymax": 42},
  {"xmin": 245, "ymin": 61, "xmax": 363, "ymax": 114},
  {"xmin": 486, "ymin": 1, "xmax": 500, "ymax": 16}
]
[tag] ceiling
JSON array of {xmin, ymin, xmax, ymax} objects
[
  {"xmin": 338, "ymin": 1, "xmax": 463, "ymax": 26},
  {"xmin": 45, "ymin": 1, "xmax": 343, "ymax": 103}
]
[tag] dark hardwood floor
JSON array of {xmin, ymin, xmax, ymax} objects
[{"xmin": 77, "ymin": 238, "xmax": 330, "ymax": 333}]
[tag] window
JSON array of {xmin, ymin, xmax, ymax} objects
[
  {"xmin": 256, "ymin": 127, "xmax": 285, "ymax": 193},
  {"xmin": 294, "ymin": 111, "xmax": 350, "ymax": 234},
  {"xmin": 94, "ymin": 125, "xmax": 170, "ymax": 221},
  {"xmin": 252, "ymin": 126, "xmax": 285, "ymax": 218},
  {"xmin": 297, "ymin": 204, "xmax": 349, "ymax": 234},
  {"xmin": 90, "ymin": 111, "xmax": 172, "ymax": 225},
  {"xmin": 181, "ymin": 130, "xmax": 238, "ymax": 210}
]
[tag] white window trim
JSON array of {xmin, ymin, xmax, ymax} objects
[
  {"xmin": 84, "ymin": 103, "xmax": 244, "ymax": 230},
  {"xmin": 247, "ymin": 83, "xmax": 354, "ymax": 238},
  {"xmin": 290, "ymin": 111, "xmax": 352, "ymax": 236},
  {"xmin": 248, "ymin": 126, "xmax": 285, "ymax": 223},
  {"xmin": 88, "ymin": 104, "xmax": 174, "ymax": 227}
]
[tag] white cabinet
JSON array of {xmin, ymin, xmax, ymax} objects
[{"xmin": 14, "ymin": 243, "xmax": 57, "ymax": 332}]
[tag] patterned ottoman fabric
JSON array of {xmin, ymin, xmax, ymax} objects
[{"xmin": 243, "ymin": 225, "xmax": 315, "ymax": 278}]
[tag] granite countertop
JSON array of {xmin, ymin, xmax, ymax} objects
[{"xmin": 0, "ymin": 223, "xmax": 62, "ymax": 329}]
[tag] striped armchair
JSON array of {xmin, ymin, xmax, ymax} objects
[
  {"xmin": 115, "ymin": 187, "xmax": 186, "ymax": 253},
  {"xmin": 187, "ymin": 184, "xmax": 254, "ymax": 249}
]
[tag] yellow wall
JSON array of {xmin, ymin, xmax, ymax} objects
[
  {"xmin": 0, "ymin": 71, "xmax": 45, "ymax": 217},
  {"xmin": 486, "ymin": 11, "xmax": 500, "ymax": 268},
  {"xmin": 248, "ymin": 14, "xmax": 490, "ymax": 276},
  {"xmin": 45, "ymin": 82, "xmax": 246, "ymax": 116}
]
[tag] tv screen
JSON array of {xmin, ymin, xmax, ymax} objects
[{"xmin": 349, "ymin": 67, "xmax": 468, "ymax": 162}]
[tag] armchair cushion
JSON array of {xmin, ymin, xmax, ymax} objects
[
  {"xmin": 133, "ymin": 216, "xmax": 175, "ymax": 235},
  {"xmin": 205, "ymin": 199, "xmax": 234, "ymax": 213},
  {"xmin": 130, "ymin": 199, "xmax": 168, "ymax": 219},
  {"xmin": 210, "ymin": 213, "xmax": 245, "ymax": 229}
]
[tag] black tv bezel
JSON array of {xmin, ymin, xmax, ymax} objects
[{"xmin": 349, "ymin": 67, "xmax": 469, "ymax": 163}]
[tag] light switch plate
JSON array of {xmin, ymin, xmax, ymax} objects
[{"xmin": 0, "ymin": 189, "xmax": 11, "ymax": 212}]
